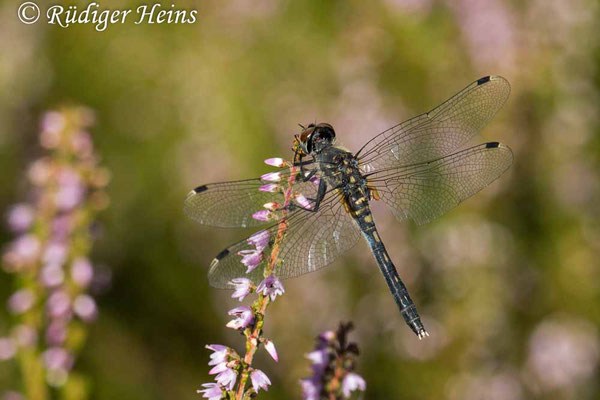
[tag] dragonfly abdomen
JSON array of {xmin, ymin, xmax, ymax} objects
[{"xmin": 355, "ymin": 206, "xmax": 428, "ymax": 339}]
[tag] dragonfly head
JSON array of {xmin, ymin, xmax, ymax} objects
[{"xmin": 299, "ymin": 122, "xmax": 336, "ymax": 154}]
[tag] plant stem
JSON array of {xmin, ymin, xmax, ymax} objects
[
  {"xmin": 233, "ymin": 164, "xmax": 298, "ymax": 399},
  {"xmin": 235, "ymin": 293, "xmax": 270, "ymax": 400},
  {"xmin": 20, "ymin": 350, "xmax": 48, "ymax": 400}
]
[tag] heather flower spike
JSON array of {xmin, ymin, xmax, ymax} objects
[
  {"xmin": 301, "ymin": 322, "xmax": 365, "ymax": 399},
  {"xmin": 0, "ymin": 107, "xmax": 109, "ymax": 393},
  {"xmin": 198, "ymin": 153, "xmax": 296, "ymax": 398}
]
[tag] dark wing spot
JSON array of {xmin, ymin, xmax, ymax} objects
[
  {"xmin": 485, "ymin": 142, "xmax": 500, "ymax": 148},
  {"xmin": 194, "ymin": 185, "xmax": 208, "ymax": 193},
  {"xmin": 215, "ymin": 248, "xmax": 230, "ymax": 261},
  {"xmin": 477, "ymin": 76, "xmax": 491, "ymax": 85}
]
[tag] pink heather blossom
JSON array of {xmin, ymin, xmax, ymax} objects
[
  {"xmin": 250, "ymin": 369, "xmax": 271, "ymax": 393},
  {"xmin": 0, "ymin": 337, "xmax": 16, "ymax": 361},
  {"xmin": 252, "ymin": 210, "xmax": 272, "ymax": 222},
  {"xmin": 209, "ymin": 362, "xmax": 229, "ymax": 375},
  {"xmin": 259, "ymin": 184, "xmax": 280, "ymax": 192},
  {"xmin": 226, "ymin": 306, "xmax": 254, "ymax": 330},
  {"xmin": 247, "ymin": 230, "xmax": 270, "ymax": 251},
  {"xmin": 43, "ymin": 241, "xmax": 68, "ymax": 266},
  {"xmin": 54, "ymin": 169, "xmax": 84, "ymax": 210},
  {"xmin": 40, "ymin": 263, "xmax": 65, "ymax": 287},
  {"xmin": 319, "ymin": 330, "xmax": 336, "ymax": 342},
  {"xmin": 73, "ymin": 295, "xmax": 97, "ymax": 322},
  {"xmin": 70, "ymin": 257, "xmax": 94, "ymax": 287},
  {"xmin": 51, "ymin": 214, "xmax": 73, "ymax": 240},
  {"xmin": 41, "ymin": 111, "xmax": 66, "ymax": 135},
  {"xmin": 42, "ymin": 347, "xmax": 73, "ymax": 371},
  {"xmin": 7, "ymin": 204, "xmax": 34, "ymax": 232},
  {"xmin": 214, "ymin": 367, "xmax": 237, "ymax": 390},
  {"xmin": 230, "ymin": 278, "xmax": 253, "ymax": 301},
  {"xmin": 237, "ymin": 249, "xmax": 262, "ymax": 273},
  {"xmin": 260, "ymin": 172, "xmax": 282, "ymax": 182},
  {"xmin": 197, "ymin": 383, "xmax": 222, "ymax": 400},
  {"xmin": 45, "ymin": 321, "xmax": 67, "ymax": 346},
  {"xmin": 27, "ymin": 158, "xmax": 52, "ymax": 186},
  {"xmin": 256, "ymin": 275, "xmax": 285, "ymax": 301},
  {"xmin": 12, "ymin": 234, "xmax": 41, "ymax": 262},
  {"xmin": 264, "ymin": 339, "xmax": 279, "ymax": 362},
  {"xmin": 206, "ymin": 344, "xmax": 229, "ymax": 366},
  {"xmin": 295, "ymin": 193, "xmax": 314, "ymax": 210},
  {"xmin": 301, "ymin": 378, "xmax": 321, "ymax": 400},
  {"xmin": 71, "ymin": 131, "xmax": 93, "ymax": 158},
  {"xmin": 306, "ymin": 349, "xmax": 329, "ymax": 373},
  {"xmin": 40, "ymin": 112, "xmax": 65, "ymax": 149},
  {"xmin": 7, "ymin": 289, "xmax": 35, "ymax": 314},
  {"xmin": 264, "ymin": 157, "xmax": 286, "ymax": 167},
  {"xmin": 342, "ymin": 373, "xmax": 366, "ymax": 398},
  {"xmin": 46, "ymin": 290, "xmax": 71, "ymax": 318}
]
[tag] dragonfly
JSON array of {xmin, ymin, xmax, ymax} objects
[{"xmin": 184, "ymin": 76, "xmax": 513, "ymax": 338}]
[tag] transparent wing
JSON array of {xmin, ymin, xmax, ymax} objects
[
  {"xmin": 367, "ymin": 142, "xmax": 513, "ymax": 225},
  {"xmin": 184, "ymin": 165, "xmax": 319, "ymax": 228},
  {"xmin": 207, "ymin": 190, "xmax": 361, "ymax": 288},
  {"xmin": 357, "ymin": 76, "xmax": 510, "ymax": 173}
]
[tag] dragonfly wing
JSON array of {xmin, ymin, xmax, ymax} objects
[
  {"xmin": 367, "ymin": 142, "xmax": 513, "ymax": 225},
  {"xmin": 207, "ymin": 189, "xmax": 361, "ymax": 288},
  {"xmin": 184, "ymin": 167, "xmax": 320, "ymax": 228},
  {"xmin": 357, "ymin": 76, "xmax": 510, "ymax": 173}
]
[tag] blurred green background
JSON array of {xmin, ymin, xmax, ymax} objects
[{"xmin": 1, "ymin": 0, "xmax": 600, "ymax": 399}]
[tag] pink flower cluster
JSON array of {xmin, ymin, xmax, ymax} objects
[
  {"xmin": 0, "ymin": 108, "xmax": 109, "ymax": 391},
  {"xmin": 198, "ymin": 274, "xmax": 284, "ymax": 399},
  {"xmin": 253, "ymin": 157, "xmax": 318, "ymax": 222},
  {"xmin": 301, "ymin": 322, "xmax": 366, "ymax": 399}
]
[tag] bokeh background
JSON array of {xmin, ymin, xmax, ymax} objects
[{"xmin": 1, "ymin": 0, "xmax": 600, "ymax": 399}]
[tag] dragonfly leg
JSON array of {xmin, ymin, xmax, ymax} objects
[{"xmin": 293, "ymin": 180, "xmax": 327, "ymax": 213}]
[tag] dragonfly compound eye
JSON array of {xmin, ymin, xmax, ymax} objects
[
  {"xmin": 315, "ymin": 123, "xmax": 336, "ymax": 142},
  {"xmin": 299, "ymin": 125, "xmax": 316, "ymax": 144},
  {"xmin": 303, "ymin": 123, "xmax": 336, "ymax": 153}
]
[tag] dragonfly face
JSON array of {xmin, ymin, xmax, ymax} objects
[
  {"xmin": 184, "ymin": 75, "xmax": 514, "ymax": 338},
  {"xmin": 298, "ymin": 122, "xmax": 336, "ymax": 154}
]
